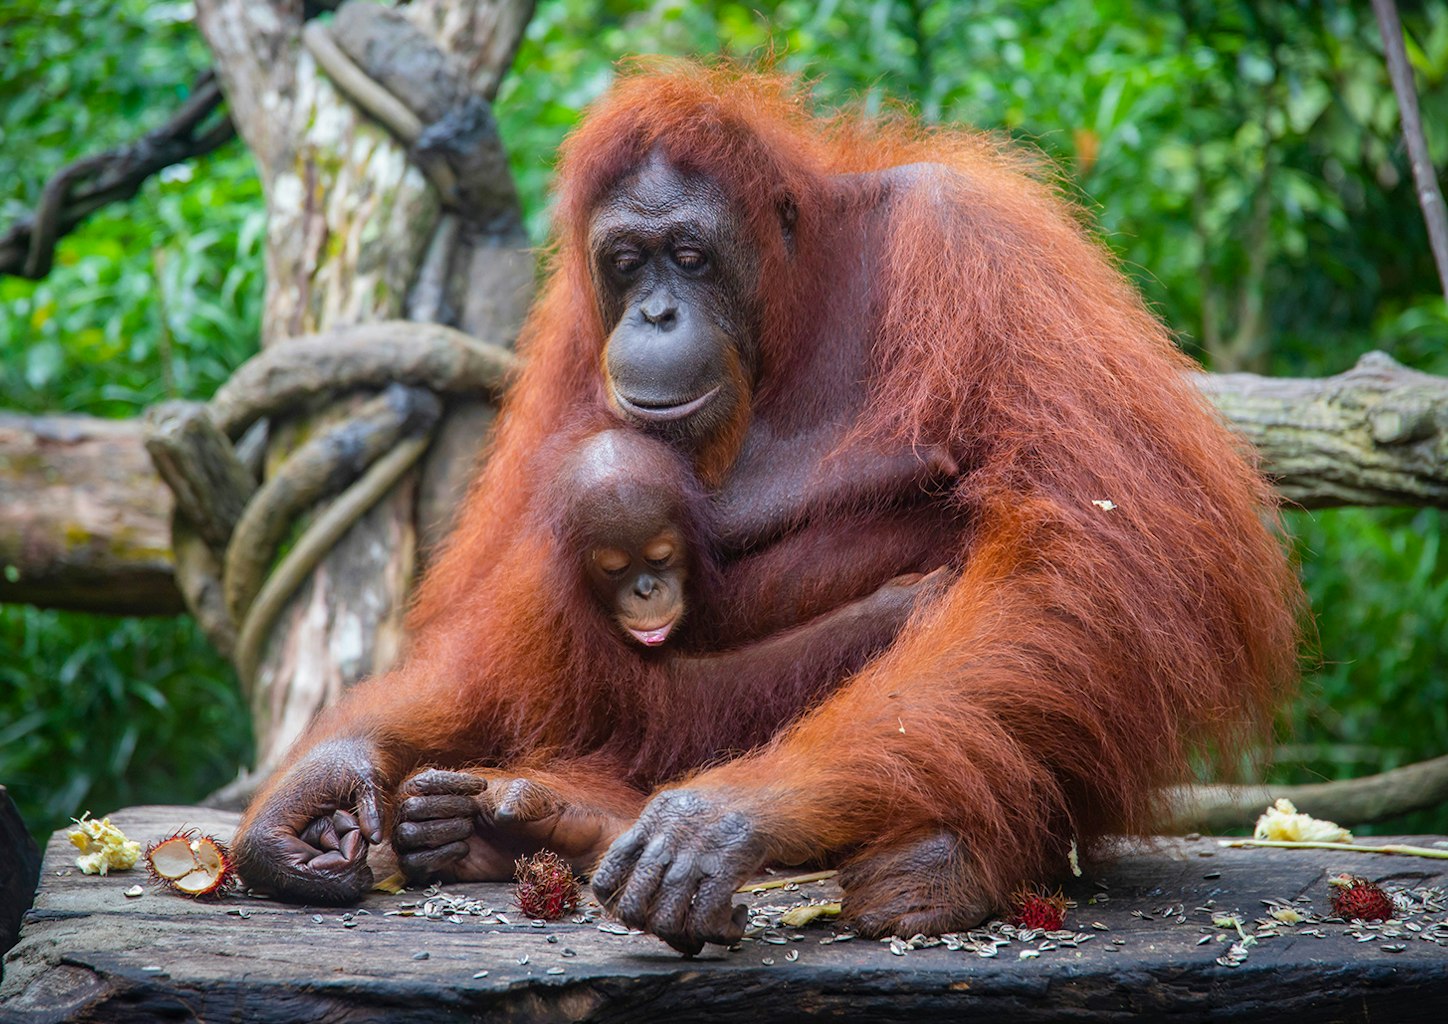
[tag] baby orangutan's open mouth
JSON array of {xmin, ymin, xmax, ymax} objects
[{"xmin": 624, "ymin": 617, "xmax": 678, "ymax": 647}]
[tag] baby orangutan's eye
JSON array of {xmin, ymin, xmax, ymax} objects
[
  {"xmin": 593, "ymin": 548, "xmax": 630, "ymax": 576},
  {"xmin": 642, "ymin": 536, "xmax": 676, "ymax": 567}
]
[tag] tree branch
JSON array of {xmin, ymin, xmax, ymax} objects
[
  {"xmin": 0, "ymin": 73, "xmax": 234, "ymax": 280},
  {"xmin": 0, "ymin": 414, "xmax": 180, "ymax": 615},
  {"xmin": 1170, "ymin": 753, "xmax": 1448, "ymax": 832},
  {"xmin": 1373, "ymin": 0, "xmax": 1448, "ymax": 298},
  {"xmin": 1200, "ymin": 351, "xmax": 1448, "ymax": 508},
  {"xmin": 4, "ymin": 349, "xmax": 1446, "ymax": 616}
]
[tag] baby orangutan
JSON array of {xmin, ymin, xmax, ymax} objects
[
  {"xmin": 557, "ymin": 425, "xmax": 959, "ymax": 648},
  {"xmin": 556, "ymin": 427, "xmax": 712, "ymax": 648}
]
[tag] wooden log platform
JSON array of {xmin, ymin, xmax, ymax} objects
[{"xmin": 2, "ymin": 806, "xmax": 1446, "ymax": 1022}]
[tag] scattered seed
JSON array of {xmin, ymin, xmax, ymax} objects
[
  {"xmin": 472, "ymin": 970, "xmax": 489, "ymax": 978},
  {"xmin": 518, "ymin": 955, "xmax": 529, "ymax": 965},
  {"xmin": 1203, "ymin": 871, "xmax": 1221, "ymax": 880},
  {"xmin": 141, "ymin": 966, "xmax": 164, "ymax": 974},
  {"xmin": 123, "ymin": 885, "xmax": 144, "ymax": 898},
  {"xmin": 786, "ymin": 949, "xmax": 799, "ymax": 962},
  {"xmin": 546, "ymin": 966, "xmax": 565, "ymax": 974},
  {"xmin": 762, "ymin": 957, "xmax": 775, "ymax": 965},
  {"xmin": 561, "ymin": 948, "xmax": 577, "ymax": 957},
  {"xmin": 311, "ymin": 914, "xmax": 323, "ymax": 924},
  {"xmin": 1091, "ymin": 922, "xmax": 1109, "ymax": 931}
]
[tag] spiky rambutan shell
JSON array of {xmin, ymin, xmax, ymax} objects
[
  {"xmin": 513, "ymin": 851, "xmax": 581, "ymax": 921},
  {"xmin": 145, "ymin": 829, "xmax": 238, "ymax": 899},
  {"xmin": 1009, "ymin": 886, "xmax": 1068, "ymax": 931},
  {"xmin": 1327, "ymin": 874, "xmax": 1394, "ymax": 922}
]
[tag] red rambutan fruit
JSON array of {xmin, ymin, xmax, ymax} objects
[
  {"xmin": 513, "ymin": 850, "xmax": 582, "ymax": 921},
  {"xmin": 145, "ymin": 829, "xmax": 238, "ymax": 899},
  {"xmin": 1327, "ymin": 874, "xmax": 1395, "ymax": 922},
  {"xmin": 1009, "ymin": 886, "xmax": 1068, "ymax": 931}
]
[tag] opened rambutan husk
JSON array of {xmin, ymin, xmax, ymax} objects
[
  {"xmin": 145, "ymin": 829, "xmax": 239, "ymax": 899},
  {"xmin": 1327, "ymin": 873, "xmax": 1395, "ymax": 923},
  {"xmin": 1009, "ymin": 886, "xmax": 1068, "ymax": 931},
  {"xmin": 513, "ymin": 850, "xmax": 582, "ymax": 921}
]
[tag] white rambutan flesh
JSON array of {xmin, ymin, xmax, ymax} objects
[
  {"xmin": 147, "ymin": 836, "xmax": 198, "ymax": 879},
  {"xmin": 145, "ymin": 831, "xmax": 237, "ymax": 898}
]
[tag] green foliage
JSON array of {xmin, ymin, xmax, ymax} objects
[
  {"xmin": 0, "ymin": 608, "xmax": 248, "ymax": 836},
  {"xmin": 0, "ymin": 0, "xmax": 265, "ymax": 416},
  {"xmin": 1286, "ymin": 506, "xmax": 1448, "ymax": 833},
  {"xmin": 0, "ymin": 0, "xmax": 260, "ymax": 840},
  {"xmin": 2, "ymin": 0, "xmax": 1446, "ymax": 839}
]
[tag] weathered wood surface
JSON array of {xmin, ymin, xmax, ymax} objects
[{"xmin": 3, "ymin": 806, "xmax": 1446, "ymax": 1022}]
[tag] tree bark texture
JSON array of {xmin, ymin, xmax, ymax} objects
[
  {"xmin": 191, "ymin": 0, "xmax": 533, "ymax": 777},
  {"xmin": 1200, "ymin": 351, "xmax": 1448, "ymax": 508}
]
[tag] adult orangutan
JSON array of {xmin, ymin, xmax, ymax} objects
[{"xmin": 233, "ymin": 64, "xmax": 1301, "ymax": 953}]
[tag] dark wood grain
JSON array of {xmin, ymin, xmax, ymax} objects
[{"xmin": 2, "ymin": 805, "xmax": 1445, "ymax": 1022}]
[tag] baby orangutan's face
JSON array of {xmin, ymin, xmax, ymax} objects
[{"xmin": 586, "ymin": 529, "xmax": 688, "ymax": 646}]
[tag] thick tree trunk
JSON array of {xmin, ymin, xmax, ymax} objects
[{"xmin": 191, "ymin": 0, "xmax": 533, "ymax": 778}]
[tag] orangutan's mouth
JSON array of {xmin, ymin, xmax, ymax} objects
[
  {"xmin": 625, "ymin": 620, "xmax": 677, "ymax": 646},
  {"xmin": 612, "ymin": 386, "xmax": 720, "ymax": 423}
]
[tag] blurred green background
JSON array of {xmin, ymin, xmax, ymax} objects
[{"xmin": 2, "ymin": 0, "xmax": 1446, "ymax": 842}]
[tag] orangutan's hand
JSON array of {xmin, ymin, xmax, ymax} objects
[
  {"xmin": 394, "ymin": 768, "xmax": 631, "ymax": 883},
  {"xmin": 592, "ymin": 789, "xmax": 765, "ymax": 955},
  {"xmin": 232, "ymin": 738, "xmax": 384, "ymax": 904}
]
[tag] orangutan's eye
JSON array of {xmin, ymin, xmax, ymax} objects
[
  {"xmin": 672, "ymin": 248, "xmax": 707, "ymax": 271},
  {"xmin": 642, "ymin": 536, "xmax": 676, "ymax": 567},
  {"xmin": 594, "ymin": 548, "xmax": 630, "ymax": 576}
]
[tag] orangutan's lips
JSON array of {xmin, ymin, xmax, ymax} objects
[
  {"xmin": 613, "ymin": 386, "xmax": 720, "ymax": 423},
  {"xmin": 627, "ymin": 622, "xmax": 676, "ymax": 646}
]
